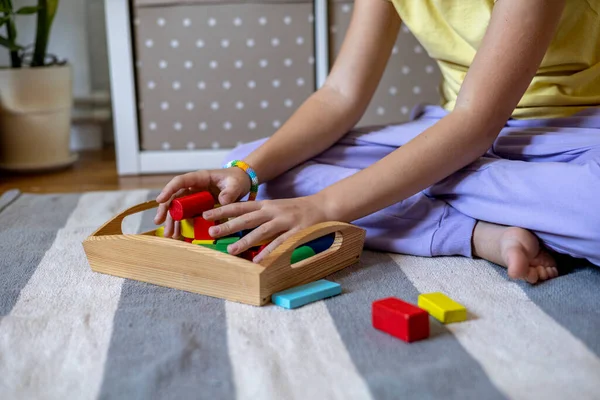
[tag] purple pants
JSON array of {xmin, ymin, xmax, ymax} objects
[{"xmin": 227, "ymin": 105, "xmax": 600, "ymax": 266}]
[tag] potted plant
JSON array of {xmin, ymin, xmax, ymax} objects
[{"xmin": 0, "ymin": 0, "xmax": 75, "ymax": 172}]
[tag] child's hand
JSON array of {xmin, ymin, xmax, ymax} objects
[
  {"xmin": 202, "ymin": 195, "xmax": 329, "ymax": 263},
  {"xmin": 154, "ymin": 168, "xmax": 252, "ymax": 238}
]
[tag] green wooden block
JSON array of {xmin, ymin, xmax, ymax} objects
[
  {"xmin": 215, "ymin": 236, "xmax": 240, "ymax": 245},
  {"xmin": 200, "ymin": 243, "xmax": 230, "ymax": 254},
  {"xmin": 291, "ymin": 246, "xmax": 316, "ymax": 264}
]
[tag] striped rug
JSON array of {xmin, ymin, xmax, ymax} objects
[{"xmin": 1, "ymin": 189, "xmax": 599, "ymax": 400}]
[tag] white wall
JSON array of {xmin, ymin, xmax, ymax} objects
[
  {"xmin": 0, "ymin": 0, "xmax": 109, "ymax": 96},
  {"xmin": 0, "ymin": 0, "xmax": 112, "ymax": 150}
]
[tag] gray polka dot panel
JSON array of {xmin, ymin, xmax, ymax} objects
[
  {"xmin": 133, "ymin": 1, "xmax": 315, "ymax": 151},
  {"xmin": 329, "ymin": 0, "xmax": 442, "ymax": 127},
  {"xmin": 133, "ymin": 0, "xmax": 442, "ymax": 152}
]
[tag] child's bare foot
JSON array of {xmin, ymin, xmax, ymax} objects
[{"xmin": 472, "ymin": 221, "xmax": 558, "ymax": 284}]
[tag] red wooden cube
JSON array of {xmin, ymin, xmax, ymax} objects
[
  {"xmin": 372, "ymin": 297, "xmax": 429, "ymax": 342},
  {"xmin": 194, "ymin": 217, "xmax": 215, "ymax": 240}
]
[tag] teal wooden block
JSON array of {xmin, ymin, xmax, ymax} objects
[{"xmin": 272, "ymin": 279, "xmax": 342, "ymax": 309}]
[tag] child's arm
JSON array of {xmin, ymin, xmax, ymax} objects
[
  {"xmin": 243, "ymin": 0, "xmax": 400, "ymax": 183},
  {"xmin": 155, "ymin": 0, "xmax": 400, "ymax": 236},
  {"xmin": 205, "ymin": 0, "xmax": 566, "ymax": 260},
  {"xmin": 319, "ymin": 0, "xmax": 566, "ymax": 223}
]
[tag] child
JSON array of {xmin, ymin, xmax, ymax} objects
[{"xmin": 154, "ymin": 0, "xmax": 600, "ymax": 284}]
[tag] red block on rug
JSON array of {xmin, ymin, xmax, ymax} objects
[{"xmin": 372, "ymin": 297, "xmax": 429, "ymax": 342}]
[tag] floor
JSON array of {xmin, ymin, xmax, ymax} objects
[{"xmin": 0, "ymin": 147, "xmax": 172, "ymax": 194}]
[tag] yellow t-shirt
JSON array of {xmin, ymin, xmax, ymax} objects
[{"xmin": 389, "ymin": 0, "xmax": 600, "ymax": 119}]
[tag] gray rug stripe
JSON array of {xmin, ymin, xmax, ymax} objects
[
  {"xmin": 99, "ymin": 191, "xmax": 236, "ymax": 400},
  {"xmin": 498, "ymin": 264, "xmax": 600, "ymax": 357},
  {"xmin": 0, "ymin": 190, "xmax": 21, "ymax": 214},
  {"xmin": 0, "ymin": 193, "xmax": 81, "ymax": 316},
  {"xmin": 325, "ymin": 252, "xmax": 506, "ymax": 400}
]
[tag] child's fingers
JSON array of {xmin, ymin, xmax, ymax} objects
[
  {"xmin": 156, "ymin": 171, "xmax": 210, "ymax": 203},
  {"xmin": 203, "ymin": 200, "xmax": 261, "ymax": 221},
  {"xmin": 154, "ymin": 187, "xmax": 190, "ymax": 225},
  {"xmin": 154, "ymin": 202, "xmax": 169, "ymax": 225},
  {"xmin": 209, "ymin": 211, "xmax": 269, "ymax": 239},
  {"xmin": 163, "ymin": 214, "xmax": 175, "ymax": 238},
  {"xmin": 172, "ymin": 221, "xmax": 181, "ymax": 240},
  {"xmin": 228, "ymin": 220, "xmax": 282, "ymax": 256},
  {"xmin": 253, "ymin": 230, "xmax": 296, "ymax": 263},
  {"xmin": 217, "ymin": 188, "xmax": 243, "ymax": 206}
]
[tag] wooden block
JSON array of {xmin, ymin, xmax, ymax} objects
[
  {"xmin": 272, "ymin": 279, "xmax": 341, "ymax": 309},
  {"xmin": 290, "ymin": 246, "xmax": 316, "ymax": 264},
  {"xmin": 372, "ymin": 297, "xmax": 429, "ymax": 342},
  {"xmin": 216, "ymin": 236, "xmax": 240, "ymax": 245},
  {"xmin": 183, "ymin": 237, "xmax": 193, "ymax": 243},
  {"xmin": 418, "ymin": 292, "xmax": 467, "ymax": 324},
  {"xmin": 194, "ymin": 217, "xmax": 215, "ymax": 240},
  {"xmin": 242, "ymin": 248, "xmax": 260, "ymax": 261},
  {"xmin": 192, "ymin": 239, "xmax": 215, "ymax": 245},
  {"xmin": 305, "ymin": 233, "xmax": 335, "ymax": 254},
  {"xmin": 180, "ymin": 219, "xmax": 195, "ymax": 239},
  {"xmin": 155, "ymin": 226, "xmax": 165, "ymax": 238},
  {"xmin": 169, "ymin": 192, "xmax": 215, "ymax": 221},
  {"xmin": 199, "ymin": 243, "xmax": 230, "ymax": 254}
]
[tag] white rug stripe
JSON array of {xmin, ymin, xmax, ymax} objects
[
  {"xmin": 0, "ymin": 190, "xmax": 149, "ymax": 400},
  {"xmin": 391, "ymin": 254, "xmax": 600, "ymax": 400},
  {"xmin": 226, "ymin": 301, "xmax": 373, "ymax": 400}
]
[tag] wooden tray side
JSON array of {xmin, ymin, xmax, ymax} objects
[
  {"xmin": 258, "ymin": 222, "xmax": 366, "ymax": 302},
  {"xmin": 83, "ymin": 234, "xmax": 266, "ymax": 305}
]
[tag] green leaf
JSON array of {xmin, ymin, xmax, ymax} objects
[
  {"xmin": 0, "ymin": 16, "xmax": 10, "ymax": 26},
  {"xmin": 0, "ymin": 35, "xmax": 22, "ymax": 51},
  {"xmin": 16, "ymin": 6, "xmax": 41, "ymax": 15},
  {"xmin": 8, "ymin": 19, "xmax": 16, "ymax": 40}
]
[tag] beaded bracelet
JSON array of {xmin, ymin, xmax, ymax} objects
[{"xmin": 223, "ymin": 159, "xmax": 259, "ymax": 201}]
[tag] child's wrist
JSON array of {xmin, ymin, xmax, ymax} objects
[
  {"xmin": 223, "ymin": 159, "xmax": 259, "ymax": 201},
  {"xmin": 313, "ymin": 190, "xmax": 346, "ymax": 222}
]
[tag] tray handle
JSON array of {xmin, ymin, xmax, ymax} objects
[
  {"xmin": 91, "ymin": 200, "xmax": 159, "ymax": 236},
  {"xmin": 259, "ymin": 221, "xmax": 363, "ymax": 269}
]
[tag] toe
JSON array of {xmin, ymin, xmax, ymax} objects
[
  {"xmin": 526, "ymin": 267, "xmax": 539, "ymax": 284},
  {"xmin": 536, "ymin": 265, "xmax": 549, "ymax": 281},
  {"xmin": 550, "ymin": 267, "xmax": 559, "ymax": 278}
]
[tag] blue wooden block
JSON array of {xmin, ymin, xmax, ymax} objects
[
  {"xmin": 272, "ymin": 279, "xmax": 342, "ymax": 309},
  {"xmin": 304, "ymin": 233, "xmax": 335, "ymax": 254}
]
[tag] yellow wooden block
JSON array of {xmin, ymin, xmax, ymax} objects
[
  {"xmin": 155, "ymin": 226, "xmax": 165, "ymax": 237},
  {"xmin": 180, "ymin": 219, "xmax": 195, "ymax": 239},
  {"xmin": 192, "ymin": 239, "xmax": 215, "ymax": 245},
  {"xmin": 418, "ymin": 292, "xmax": 467, "ymax": 324}
]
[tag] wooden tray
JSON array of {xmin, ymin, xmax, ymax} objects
[{"xmin": 83, "ymin": 200, "xmax": 366, "ymax": 306}]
